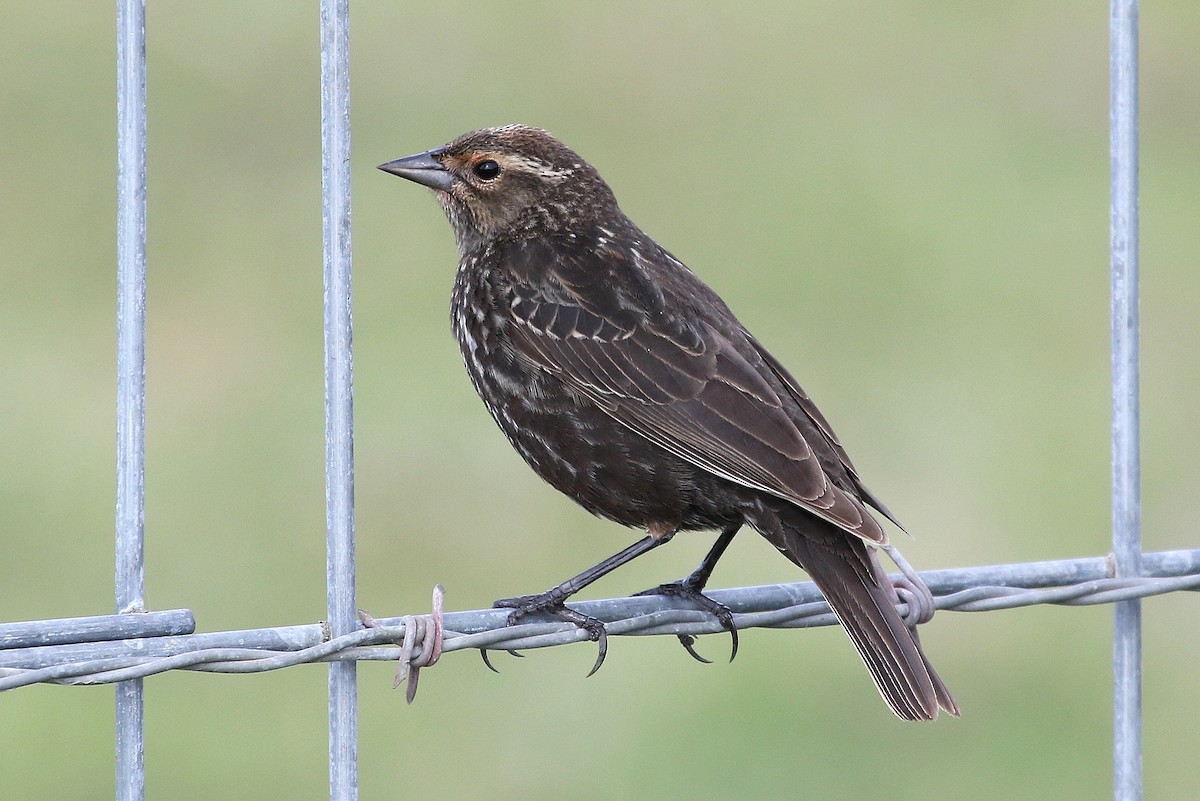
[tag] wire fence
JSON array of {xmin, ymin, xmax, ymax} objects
[
  {"xmin": 114, "ymin": 2, "xmax": 147, "ymax": 799},
  {"xmin": 0, "ymin": 2, "xmax": 1170, "ymax": 801},
  {"xmin": 1108, "ymin": 4, "xmax": 1143, "ymax": 800},
  {"xmin": 1, "ymin": 548, "xmax": 1198, "ymax": 693}
]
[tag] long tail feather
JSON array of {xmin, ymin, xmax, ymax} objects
[{"xmin": 749, "ymin": 504, "xmax": 957, "ymax": 721}]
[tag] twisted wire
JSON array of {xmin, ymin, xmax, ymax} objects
[{"xmin": 1, "ymin": 548, "xmax": 1196, "ymax": 693}]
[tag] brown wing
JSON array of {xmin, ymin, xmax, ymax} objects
[
  {"xmin": 500, "ymin": 249, "xmax": 888, "ymax": 545},
  {"xmin": 750, "ymin": 340, "xmax": 904, "ymax": 530}
]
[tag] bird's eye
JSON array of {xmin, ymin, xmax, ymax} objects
[{"xmin": 473, "ymin": 159, "xmax": 501, "ymax": 181}]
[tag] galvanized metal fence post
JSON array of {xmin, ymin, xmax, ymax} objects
[
  {"xmin": 320, "ymin": 0, "xmax": 358, "ymax": 799},
  {"xmin": 1109, "ymin": 2, "xmax": 1142, "ymax": 801},
  {"xmin": 115, "ymin": 0, "xmax": 148, "ymax": 799}
]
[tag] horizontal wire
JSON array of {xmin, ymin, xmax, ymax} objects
[
  {"xmin": 0, "ymin": 609, "xmax": 195, "ymax": 649},
  {"xmin": 0, "ymin": 548, "xmax": 1196, "ymax": 692}
]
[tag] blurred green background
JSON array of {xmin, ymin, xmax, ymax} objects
[{"xmin": 2, "ymin": 2, "xmax": 1198, "ymax": 799}]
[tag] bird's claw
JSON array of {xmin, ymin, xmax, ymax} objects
[
  {"xmin": 677, "ymin": 634, "xmax": 711, "ymax": 664},
  {"xmin": 490, "ymin": 592, "xmax": 610, "ymax": 677},
  {"xmin": 478, "ymin": 648, "xmax": 523, "ymax": 673},
  {"xmin": 583, "ymin": 624, "xmax": 608, "ymax": 678},
  {"xmin": 634, "ymin": 582, "xmax": 739, "ymax": 663}
]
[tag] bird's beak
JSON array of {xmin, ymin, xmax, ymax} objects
[{"xmin": 377, "ymin": 149, "xmax": 455, "ymax": 192}]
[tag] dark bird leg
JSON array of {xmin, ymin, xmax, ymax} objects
[
  {"xmin": 634, "ymin": 524, "xmax": 741, "ymax": 663},
  {"xmin": 493, "ymin": 532, "xmax": 679, "ymax": 676}
]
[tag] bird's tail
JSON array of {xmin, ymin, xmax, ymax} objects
[{"xmin": 747, "ymin": 503, "xmax": 958, "ymax": 721}]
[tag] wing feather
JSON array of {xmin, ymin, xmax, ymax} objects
[{"xmin": 503, "ymin": 260, "xmax": 888, "ymax": 544}]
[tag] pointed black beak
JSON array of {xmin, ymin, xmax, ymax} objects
[{"xmin": 377, "ymin": 149, "xmax": 455, "ymax": 192}]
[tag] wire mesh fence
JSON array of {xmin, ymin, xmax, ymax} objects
[{"xmin": 0, "ymin": 2, "xmax": 1177, "ymax": 801}]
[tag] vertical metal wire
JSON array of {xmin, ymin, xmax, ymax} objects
[
  {"xmin": 1109, "ymin": 2, "xmax": 1142, "ymax": 801},
  {"xmin": 320, "ymin": 0, "xmax": 358, "ymax": 799},
  {"xmin": 115, "ymin": 0, "xmax": 147, "ymax": 800}
]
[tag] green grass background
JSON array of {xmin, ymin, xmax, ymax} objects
[{"xmin": 2, "ymin": 2, "xmax": 1198, "ymax": 799}]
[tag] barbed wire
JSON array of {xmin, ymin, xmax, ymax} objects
[{"xmin": 1, "ymin": 548, "xmax": 1196, "ymax": 694}]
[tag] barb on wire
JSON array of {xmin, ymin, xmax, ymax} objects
[
  {"xmin": 0, "ymin": 548, "xmax": 1196, "ymax": 694},
  {"xmin": 360, "ymin": 584, "xmax": 445, "ymax": 702}
]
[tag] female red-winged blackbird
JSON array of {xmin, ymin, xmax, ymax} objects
[{"xmin": 380, "ymin": 125, "xmax": 957, "ymax": 720}]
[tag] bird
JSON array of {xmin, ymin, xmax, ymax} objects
[{"xmin": 379, "ymin": 124, "xmax": 957, "ymax": 720}]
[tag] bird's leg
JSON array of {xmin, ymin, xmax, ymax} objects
[
  {"xmin": 881, "ymin": 543, "xmax": 937, "ymax": 627},
  {"xmin": 492, "ymin": 532, "xmax": 677, "ymax": 676},
  {"xmin": 634, "ymin": 524, "xmax": 741, "ymax": 663}
]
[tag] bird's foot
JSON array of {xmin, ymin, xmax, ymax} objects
[
  {"xmin": 633, "ymin": 581, "xmax": 739, "ymax": 664},
  {"xmin": 491, "ymin": 591, "xmax": 609, "ymax": 677}
]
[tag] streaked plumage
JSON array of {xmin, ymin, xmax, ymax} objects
[{"xmin": 380, "ymin": 124, "xmax": 957, "ymax": 720}]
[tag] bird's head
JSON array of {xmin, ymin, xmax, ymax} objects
[{"xmin": 379, "ymin": 124, "xmax": 616, "ymax": 254}]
